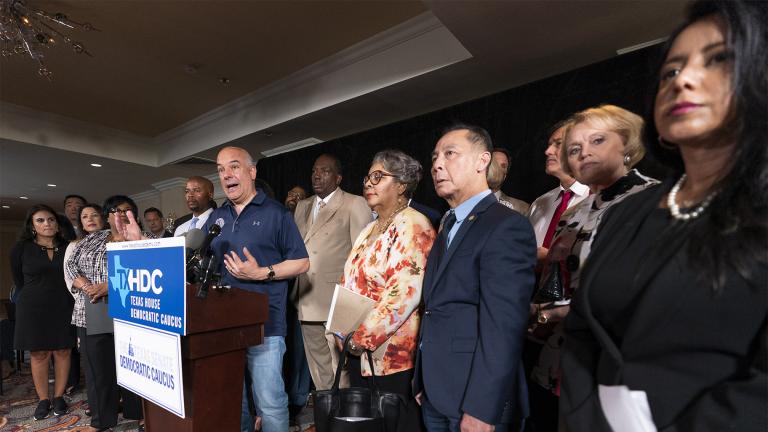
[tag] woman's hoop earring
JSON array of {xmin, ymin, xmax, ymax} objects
[
  {"xmin": 658, "ymin": 136, "xmax": 678, "ymax": 151},
  {"xmin": 32, "ymin": 229, "xmax": 37, "ymax": 235}
]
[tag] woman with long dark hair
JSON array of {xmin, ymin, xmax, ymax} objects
[
  {"xmin": 560, "ymin": 1, "xmax": 767, "ymax": 430},
  {"xmin": 11, "ymin": 204, "xmax": 76, "ymax": 420}
]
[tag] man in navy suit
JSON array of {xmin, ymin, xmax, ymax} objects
[{"xmin": 415, "ymin": 124, "xmax": 537, "ymax": 431}]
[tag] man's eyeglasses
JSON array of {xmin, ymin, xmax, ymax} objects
[
  {"xmin": 363, "ymin": 170, "xmax": 396, "ymax": 186},
  {"xmin": 109, "ymin": 207, "xmax": 131, "ymax": 215}
]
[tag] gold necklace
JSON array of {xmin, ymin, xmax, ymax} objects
[{"xmin": 376, "ymin": 203, "xmax": 408, "ymax": 234}]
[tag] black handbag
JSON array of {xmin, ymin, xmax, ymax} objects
[
  {"xmin": 533, "ymin": 260, "xmax": 565, "ymax": 304},
  {"xmin": 313, "ymin": 335, "xmax": 406, "ymax": 432}
]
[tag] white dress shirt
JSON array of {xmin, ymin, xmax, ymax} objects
[
  {"xmin": 173, "ymin": 207, "xmax": 214, "ymax": 236},
  {"xmin": 526, "ymin": 181, "xmax": 590, "ymax": 247},
  {"xmin": 312, "ymin": 188, "xmax": 338, "ymax": 222}
]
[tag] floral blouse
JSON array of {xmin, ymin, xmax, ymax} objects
[{"xmin": 342, "ymin": 207, "xmax": 435, "ymax": 376}]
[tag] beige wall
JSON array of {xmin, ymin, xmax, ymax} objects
[
  {"xmin": 131, "ymin": 178, "xmax": 189, "ymax": 231},
  {"xmin": 131, "ymin": 174, "xmax": 221, "ymax": 231}
]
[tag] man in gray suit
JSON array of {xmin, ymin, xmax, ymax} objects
[{"xmin": 292, "ymin": 154, "xmax": 372, "ymax": 390}]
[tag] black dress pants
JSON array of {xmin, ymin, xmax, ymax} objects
[
  {"xmin": 67, "ymin": 325, "xmax": 80, "ymax": 389},
  {"xmin": 82, "ymin": 330, "xmax": 143, "ymax": 428}
]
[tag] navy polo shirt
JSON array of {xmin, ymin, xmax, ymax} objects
[{"xmin": 203, "ymin": 190, "xmax": 308, "ymax": 337}]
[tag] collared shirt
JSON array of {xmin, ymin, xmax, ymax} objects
[
  {"xmin": 526, "ymin": 181, "xmax": 590, "ymax": 247},
  {"xmin": 174, "ymin": 207, "xmax": 214, "ymax": 236},
  {"xmin": 447, "ymin": 189, "xmax": 492, "ymax": 247},
  {"xmin": 203, "ymin": 189, "xmax": 308, "ymax": 337},
  {"xmin": 312, "ymin": 187, "xmax": 338, "ymax": 222}
]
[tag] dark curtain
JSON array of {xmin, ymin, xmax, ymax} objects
[{"xmin": 257, "ymin": 45, "xmax": 669, "ymax": 214}]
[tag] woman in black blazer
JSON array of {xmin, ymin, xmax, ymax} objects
[{"xmin": 560, "ymin": 1, "xmax": 767, "ymax": 431}]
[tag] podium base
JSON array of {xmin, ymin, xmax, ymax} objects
[{"xmin": 143, "ymin": 324, "xmax": 262, "ymax": 431}]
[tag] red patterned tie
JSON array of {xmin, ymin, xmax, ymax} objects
[{"xmin": 542, "ymin": 190, "xmax": 573, "ymax": 248}]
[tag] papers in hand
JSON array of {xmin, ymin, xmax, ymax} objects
[
  {"xmin": 325, "ymin": 284, "xmax": 375, "ymax": 335},
  {"xmin": 598, "ymin": 385, "xmax": 657, "ymax": 432}
]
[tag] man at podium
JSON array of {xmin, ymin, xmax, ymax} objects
[
  {"xmin": 206, "ymin": 146, "xmax": 310, "ymax": 432},
  {"xmin": 119, "ymin": 146, "xmax": 310, "ymax": 431}
]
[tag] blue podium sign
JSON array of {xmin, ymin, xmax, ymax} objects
[{"xmin": 108, "ymin": 237, "xmax": 187, "ymax": 335}]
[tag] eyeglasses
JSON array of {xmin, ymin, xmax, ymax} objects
[
  {"xmin": 363, "ymin": 170, "xmax": 396, "ymax": 186},
  {"xmin": 109, "ymin": 207, "xmax": 131, "ymax": 215}
]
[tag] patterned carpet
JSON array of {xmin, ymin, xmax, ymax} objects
[
  {"xmin": 0, "ymin": 362, "xmax": 314, "ymax": 431},
  {"xmin": 0, "ymin": 364, "xmax": 142, "ymax": 432}
]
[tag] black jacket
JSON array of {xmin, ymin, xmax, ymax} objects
[{"xmin": 561, "ymin": 182, "xmax": 767, "ymax": 431}]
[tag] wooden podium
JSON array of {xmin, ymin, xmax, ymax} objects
[{"xmin": 142, "ymin": 284, "xmax": 269, "ymax": 431}]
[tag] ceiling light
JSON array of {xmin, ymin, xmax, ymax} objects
[
  {"xmin": 90, "ymin": 163, "xmax": 102, "ymax": 167},
  {"xmin": 0, "ymin": 0, "xmax": 99, "ymax": 80},
  {"xmin": 1, "ymin": 205, "xmax": 9, "ymax": 209},
  {"xmin": 261, "ymin": 138, "xmax": 324, "ymax": 157},
  {"xmin": 47, "ymin": 183, "xmax": 56, "ymax": 187},
  {"xmin": 616, "ymin": 37, "xmax": 668, "ymax": 55},
  {"xmin": 19, "ymin": 196, "xmax": 28, "ymax": 199}
]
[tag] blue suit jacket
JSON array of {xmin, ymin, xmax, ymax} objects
[{"xmin": 414, "ymin": 193, "xmax": 536, "ymax": 424}]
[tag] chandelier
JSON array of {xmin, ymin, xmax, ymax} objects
[{"xmin": 0, "ymin": 0, "xmax": 96, "ymax": 80}]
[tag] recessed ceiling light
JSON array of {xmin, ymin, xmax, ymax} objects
[
  {"xmin": 91, "ymin": 163, "xmax": 102, "ymax": 167},
  {"xmin": 19, "ymin": 196, "xmax": 29, "ymax": 199},
  {"xmin": 1, "ymin": 205, "xmax": 9, "ymax": 209},
  {"xmin": 47, "ymin": 183, "xmax": 57, "ymax": 187}
]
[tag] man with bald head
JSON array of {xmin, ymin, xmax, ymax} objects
[
  {"xmin": 203, "ymin": 146, "xmax": 310, "ymax": 432},
  {"xmin": 173, "ymin": 176, "xmax": 216, "ymax": 236}
]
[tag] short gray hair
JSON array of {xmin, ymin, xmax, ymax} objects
[{"xmin": 372, "ymin": 149, "xmax": 423, "ymax": 198}]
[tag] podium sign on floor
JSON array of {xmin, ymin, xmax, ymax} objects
[
  {"xmin": 114, "ymin": 320, "xmax": 185, "ymax": 418},
  {"xmin": 108, "ymin": 237, "xmax": 188, "ymax": 418}
]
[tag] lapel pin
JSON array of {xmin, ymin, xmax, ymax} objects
[{"xmin": 468, "ymin": 215, "xmax": 476, "ymax": 221}]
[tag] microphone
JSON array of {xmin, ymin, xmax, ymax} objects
[
  {"xmin": 184, "ymin": 228, "xmax": 206, "ymax": 251},
  {"xmin": 193, "ymin": 224, "xmax": 222, "ymax": 298},
  {"xmin": 196, "ymin": 254, "xmax": 219, "ymax": 299},
  {"xmin": 197, "ymin": 224, "xmax": 222, "ymax": 258}
]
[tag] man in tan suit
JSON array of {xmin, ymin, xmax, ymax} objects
[
  {"xmin": 293, "ymin": 154, "xmax": 372, "ymax": 390},
  {"xmin": 488, "ymin": 147, "xmax": 530, "ymax": 214}
]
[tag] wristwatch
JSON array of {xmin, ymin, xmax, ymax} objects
[{"xmin": 266, "ymin": 265, "xmax": 275, "ymax": 281}]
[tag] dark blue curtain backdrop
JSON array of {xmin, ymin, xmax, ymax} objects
[{"xmin": 257, "ymin": 45, "xmax": 669, "ymax": 214}]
